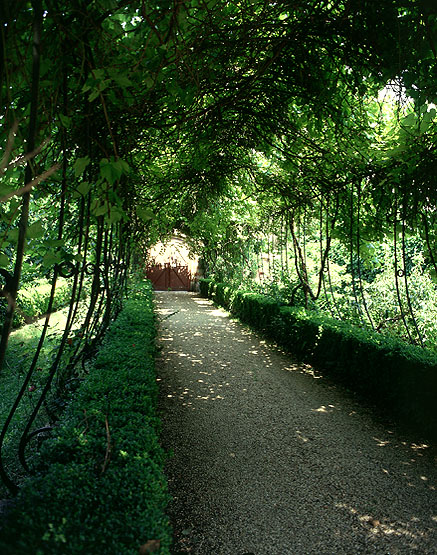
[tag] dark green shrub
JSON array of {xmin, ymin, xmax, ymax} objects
[
  {"xmin": 199, "ymin": 278, "xmax": 212, "ymax": 298},
  {"xmin": 0, "ymin": 281, "xmax": 171, "ymax": 554},
  {"xmin": 273, "ymin": 306, "xmax": 322, "ymax": 359},
  {"xmin": 201, "ymin": 277, "xmax": 437, "ymax": 439},
  {"xmin": 231, "ymin": 291, "xmax": 280, "ymax": 333},
  {"xmin": 209, "ymin": 281, "xmax": 233, "ymax": 309}
]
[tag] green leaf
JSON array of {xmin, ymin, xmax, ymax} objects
[
  {"xmin": 100, "ymin": 157, "xmax": 127, "ymax": 184},
  {"xmin": 111, "ymin": 159, "xmax": 130, "ymax": 178},
  {"xmin": 111, "ymin": 160, "xmax": 124, "ymax": 179},
  {"xmin": 118, "ymin": 159, "xmax": 130, "ymax": 174},
  {"xmin": 144, "ymin": 76, "xmax": 154, "ymax": 89},
  {"xmin": 88, "ymin": 88, "xmax": 101, "ymax": 102},
  {"xmin": 91, "ymin": 199, "xmax": 109, "ymax": 217},
  {"xmin": 421, "ymin": 109, "xmax": 436, "ymax": 132},
  {"xmin": 92, "ymin": 69, "xmax": 105, "ymax": 81},
  {"xmin": 106, "ymin": 205, "xmax": 125, "ymax": 225},
  {"xmin": 73, "ymin": 157, "xmax": 91, "ymax": 177},
  {"xmin": 0, "ymin": 183, "xmax": 13, "ymax": 198},
  {"xmin": 95, "ymin": 205, "xmax": 108, "ymax": 217},
  {"xmin": 87, "ymin": 76, "xmax": 110, "ymax": 102},
  {"xmin": 77, "ymin": 181, "xmax": 92, "ymax": 196},
  {"xmin": 59, "ymin": 114, "xmax": 72, "ymax": 128},
  {"xmin": 27, "ymin": 220, "xmax": 44, "ymax": 239},
  {"xmin": 136, "ymin": 206, "xmax": 154, "ymax": 221},
  {"xmin": 44, "ymin": 239, "xmax": 65, "ymax": 248},
  {"xmin": 42, "ymin": 251, "xmax": 62, "ymax": 268},
  {"xmin": 99, "ymin": 0, "xmax": 117, "ymax": 9},
  {"xmin": 108, "ymin": 69, "xmax": 133, "ymax": 88},
  {"xmin": 39, "ymin": 59, "xmax": 51, "ymax": 77},
  {"xmin": 100, "ymin": 159, "xmax": 116, "ymax": 184},
  {"xmin": 7, "ymin": 229, "xmax": 19, "ymax": 243},
  {"xmin": 401, "ymin": 113, "xmax": 417, "ymax": 128},
  {"xmin": 0, "ymin": 253, "xmax": 9, "ymax": 267}
]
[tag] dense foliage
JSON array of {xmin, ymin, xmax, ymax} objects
[
  {"xmin": 200, "ymin": 277, "xmax": 437, "ymax": 440},
  {"xmin": 0, "ymin": 282, "xmax": 171, "ymax": 554},
  {"xmin": 1, "ymin": 0, "xmax": 437, "ymax": 511},
  {"xmin": 1, "ymin": 2, "xmax": 436, "ymax": 344}
]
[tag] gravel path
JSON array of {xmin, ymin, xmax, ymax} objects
[{"xmin": 155, "ymin": 291, "xmax": 437, "ymax": 554}]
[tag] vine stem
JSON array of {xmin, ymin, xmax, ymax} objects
[
  {"xmin": 0, "ymin": 0, "xmax": 43, "ymax": 492},
  {"xmin": 393, "ymin": 197, "xmax": 414, "ymax": 344},
  {"xmin": 356, "ymin": 180, "xmax": 375, "ymax": 329},
  {"xmin": 349, "ymin": 181, "xmax": 365, "ymax": 325},
  {"xmin": 422, "ymin": 212, "xmax": 437, "ymax": 275},
  {"xmin": 0, "ymin": 0, "xmax": 43, "ymax": 371},
  {"xmin": 401, "ymin": 188, "xmax": 424, "ymax": 347},
  {"xmin": 18, "ymin": 59, "xmax": 71, "ymax": 471}
]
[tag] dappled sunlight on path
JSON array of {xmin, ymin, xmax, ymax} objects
[{"xmin": 156, "ymin": 291, "xmax": 437, "ymax": 554}]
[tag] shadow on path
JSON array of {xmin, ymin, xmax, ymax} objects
[{"xmin": 156, "ymin": 291, "xmax": 437, "ymax": 554}]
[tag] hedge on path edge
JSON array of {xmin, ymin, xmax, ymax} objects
[
  {"xmin": 0, "ymin": 280, "xmax": 171, "ymax": 554},
  {"xmin": 200, "ymin": 278, "xmax": 437, "ymax": 440}
]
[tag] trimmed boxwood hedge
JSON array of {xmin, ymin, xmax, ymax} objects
[
  {"xmin": 0, "ymin": 281, "xmax": 171, "ymax": 554},
  {"xmin": 199, "ymin": 278, "xmax": 437, "ymax": 439}
]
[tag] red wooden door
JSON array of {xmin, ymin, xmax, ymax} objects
[{"xmin": 146, "ymin": 264, "xmax": 191, "ymax": 291}]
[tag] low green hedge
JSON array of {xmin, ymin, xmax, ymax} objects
[
  {"xmin": 232, "ymin": 291, "xmax": 280, "ymax": 333},
  {"xmin": 0, "ymin": 281, "xmax": 171, "ymax": 554},
  {"xmin": 198, "ymin": 277, "xmax": 213, "ymax": 298},
  {"xmin": 199, "ymin": 278, "xmax": 437, "ymax": 439}
]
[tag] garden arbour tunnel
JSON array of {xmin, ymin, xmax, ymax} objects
[{"xmin": 0, "ymin": 0, "xmax": 437, "ymax": 495}]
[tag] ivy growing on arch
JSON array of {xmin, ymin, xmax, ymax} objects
[{"xmin": 0, "ymin": 0, "xmax": 437, "ymax": 493}]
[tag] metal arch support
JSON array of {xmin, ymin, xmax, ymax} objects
[
  {"xmin": 19, "ymin": 426, "xmax": 54, "ymax": 471},
  {"xmin": 56, "ymin": 262, "xmax": 78, "ymax": 279}
]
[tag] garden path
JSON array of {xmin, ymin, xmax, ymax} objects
[{"xmin": 156, "ymin": 291, "xmax": 437, "ymax": 554}]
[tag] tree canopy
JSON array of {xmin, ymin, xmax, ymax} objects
[
  {"xmin": 2, "ymin": 0, "xmax": 437, "ymax": 496},
  {"xmin": 1, "ymin": 0, "xmax": 437, "ymax": 357}
]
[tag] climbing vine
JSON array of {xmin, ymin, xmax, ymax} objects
[{"xmin": 0, "ymin": 0, "xmax": 437, "ymax": 493}]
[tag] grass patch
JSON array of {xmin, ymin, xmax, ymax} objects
[{"xmin": 0, "ymin": 278, "xmax": 85, "ymax": 330}]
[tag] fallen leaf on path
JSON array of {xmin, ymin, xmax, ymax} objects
[{"xmin": 138, "ymin": 539, "xmax": 161, "ymax": 553}]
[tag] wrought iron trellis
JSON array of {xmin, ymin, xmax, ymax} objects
[
  {"xmin": 0, "ymin": 2, "xmax": 131, "ymax": 494},
  {"xmin": 0, "ymin": 233, "xmax": 129, "ymax": 494},
  {"xmin": 224, "ymin": 179, "xmax": 436, "ymax": 353}
]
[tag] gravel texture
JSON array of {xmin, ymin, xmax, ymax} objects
[{"xmin": 155, "ymin": 291, "xmax": 437, "ymax": 554}]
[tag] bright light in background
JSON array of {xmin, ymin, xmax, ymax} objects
[
  {"xmin": 378, "ymin": 81, "xmax": 436, "ymax": 112},
  {"xmin": 378, "ymin": 81, "xmax": 412, "ymax": 108}
]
